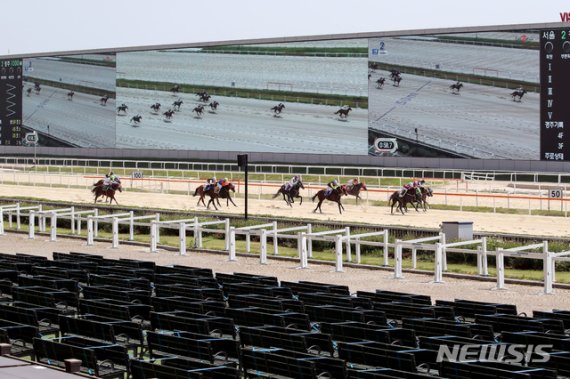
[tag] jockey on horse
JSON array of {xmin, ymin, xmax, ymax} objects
[
  {"xmin": 346, "ymin": 178, "xmax": 359, "ymax": 191},
  {"xmin": 325, "ymin": 179, "xmax": 341, "ymax": 196},
  {"xmin": 399, "ymin": 179, "xmax": 425, "ymax": 198},
  {"xmin": 216, "ymin": 178, "xmax": 230, "ymax": 193},
  {"xmin": 204, "ymin": 176, "xmax": 217, "ymax": 192},
  {"xmin": 285, "ymin": 175, "xmax": 301, "ymax": 192}
]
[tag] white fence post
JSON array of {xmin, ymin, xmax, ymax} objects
[
  {"xmin": 440, "ymin": 232, "xmax": 447, "ymax": 271},
  {"xmin": 383, "ymin": 229, "xmax": 389, "ymax": 266},
  {"xmin": 154, "ymin": 214, "xmax": 160, "ymax": 244},
  {"xmin": 260, "ymin": 229, "xmax": 267, "ymax": 265},
  {"xmin": 0, "ymin": 209, "xmax": 4, "ymax": 235},
  {"xmin": 112, "ymin": 217, "xmax": 119, "ymax": 248},
  {"xmin": 307, "ymin": 224, "xmax": 313, "ymax": 258},
  {"xmin": 193, "ymin": 217, "xmax": 200, "ymax": 248},
  {"xmin": 87, "ymin": 216, "xmax": 94, "ymax": 246},
  {"xmin": 299, "ymin": 232, "xmax": 308, "ymax": 268},
  {"xmin": 394, "ymin": 240, "xmax": 403, "ymax": 279},
  {"xmin": 129, "ymin": 211, "xmax": 135, "ymax": 241},
  {"xmin": 245, "ymin": 231, "xmax": 251, "ymax": 253},
  {"xmin": 16, "ymin": 202, "xmax": 21, "ymax": 231},
  {"xmin": 335, "ymin": 235, "xmax": 343, "ymax": 272},
  {"xmin": 434, "ymin": 243, "xmax": 443, "ymax": 283},
  {"xmin": 76, "ymin": 211, "xmax": 82, "ymax": 235},
  {"xmin": 93, "ymin": 209, "xmax": 99, "ymax": 237},
  {"xmin": 70, "ymin": 206, "xmax": 75, "ymax": 234},
  {"xmin": 28, "ymin": 210, "xmax": 35, "ymax": 239},
  {"xmin": 412, "ymin": 246, "xmax": 417, "ymax": 269},
  {"xmin": 272, "ymin": 221, "xmax": 278, "ymax": 256},
  {"xmin": 543, "ymin": 241, "xmax": 552, "ymax": 294},
  {"xmin": 355, "ymin": 238, "xmax": 361, "ymax": 264},
  {"xmin": 229, "ymin": 227, "xmax": 236, "ymax": 261},
  {"xmin": 496, "ymin": 248, "xmax": 505, "ymax": 290},
  {"xmin": 345, "ymin": 227, "xmax": 351, "ymax": 263},
  {"xmin": 481, "ymin": 237, "xmax": 489, "ymax": 276},
  {"xmin": 224, "ymin": 218, "xmax": 231, "ymax": 251},
  {"xmin": 150, "ymin": 221, "xmax": 158, "ymax": 253},
  {"xmin": 50, "ymin": 212, "xmax": 57, "ymax": 242},
  {"xmin": 179, "ymin": 222, "xmax": 187, "ymax": 256}
]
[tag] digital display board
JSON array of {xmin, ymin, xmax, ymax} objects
[
  {"xmin": 0, "ymin": 59, "xmax": 23, "ymax": 146},
  {"xmin": 540, "ymin": 29, "xmax": 570, "ymax": 161},
  {"xmin": 368, "ymin": 31, "xmax": 540, "ymax": 159}
]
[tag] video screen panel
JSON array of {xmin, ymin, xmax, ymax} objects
[
  {"xmin": 367, "ymin": 31, "xmax": 540, "ymax": 160},
  {"xmin": 115, "ymin": 40, "xmax": 369, "ymax": 154},
  {"xmin": 22, "ymin": 54, "xmax": 116, "ymax": 147}
]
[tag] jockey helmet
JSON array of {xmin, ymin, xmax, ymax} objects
[
  {"xmin": 105, "ymin": 174, "xmax": 109, "ymax": 178},
  {"xmin": 223, "ymin": 178, "xmax": 228, "ymax": 182},
  {"xmin": 420, "ymin": 179, "xmax": 425, "ymax": 185},
  {"xmin": 333, "ymin": 179, "xmax": 339, "ymax": 186},
  {"xmin": 110, "ymin": 172, "xmax": 114, "ymax": 176},
  {"xmin": 293, "ymin": 175, "xmax": 299, "ymax": 181}
]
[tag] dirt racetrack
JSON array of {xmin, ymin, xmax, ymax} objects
[{"xmin": 0, "ymin": 182, "xmax": 568, "ymax": 238}]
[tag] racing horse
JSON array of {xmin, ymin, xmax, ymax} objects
[
  {"xmin": 163, "ymin": 109, "xmax": 175, "ymax": 120},
  {"xmin": 170, "ymin": 84, "xmax": 180, "ymax": 94},
  {"xmin": 67, "ymin": 91, "xmax": 75, "ymax": 100},
  {"xmin": 272, "ymin": 180, "xmax": 305, "ymax": 207},
  {"xmin": 100, "ymin": 95, "xmax": 109, "ymax": 106},
  {"xmin": 450, "ymin": 81, "xmax": 463, "ymax": 94},
  {"xmin": 346, "ymin": 182, "xmax": 367, "ymax": 204},
  {"xmin": 334, "ymin": 106, "xmax": 352, "ymax": 119},
  {"xmin": 418, "ymin": 186, "xmax": 433, "ymax": 211},
  {"xmin": 511, "ymin": 88, "xmax": 527, "ymax": 102},
  {"xmin": 193, "ymin": 105, "xmax": 205, "ymax": 117},
  {"xmin": 150, "ymin": 103, "xmax": 161, "ymax": 113},
  {"xmin": 376, "ymin": 77, "xmax": 385, "ymax": 89},
  {"xmin": 312, "ymin": 185, "xmax": 348, "ymax": 214},
  {"xmin": 172, "ymin": 99, "xmax": 183, "ymax": 111},
  {"xmin": 389, "ymin": 190, "xmax": 421, "ymax": 215},
  {"xmin": 193, "ymin": 183, "xmax": 237, "ymax": 210},
  {"xmin": 196, "ymin": 92, "xmax": 211, "ymax": 102},
  {"xmin": 271, "ymin": 103, "xmax": 285, "ymax": 115},
  {"xmin": 209, "ymin": 101, "xmax": 219, "ymax": 112},
  {"xmin": 117, "ymin": 104, "xmax": 128, "ymax": 114},
  {"xmin": 26, "ymin": 87, "xmax": 32, "ymax": 96},
  {"xmin": 92, "ymin": 181, "xmax": 122, "ymax": 205},
  {"xmin": 130, "ymin": 115, "xmax": 142, "ymax": 125},
  {"xmin": 34, "ymin": 82, "xmax": 41, "ymax": 94}
]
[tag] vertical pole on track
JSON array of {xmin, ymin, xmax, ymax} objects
[
  {"xmin": 245, "ymin": 231, "xmax": 251, "ymax": 253},
  {"xmin": 16, "ymin": 203, "xmax": 21, "ymax": 231},
  {"xmin": 154, "ymin": 214, "xmax": 160, "ymax": 244},
  {"xmin": 412, "ymin": 246, "xmax": 417, "ymax": 269},
  {"xmin": 193, "ymin": 217, "xmax": 199, "ymax": 249},
  {"xmin": 355, "ymin": 238, "xmax": 361, "ymax": 264}
]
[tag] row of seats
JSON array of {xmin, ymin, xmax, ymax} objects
[{"xmin": 0, "ymin": 251, "xmax": 568, "ymax": 378}]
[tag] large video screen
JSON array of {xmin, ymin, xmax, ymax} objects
[
  {"xmin": 7, "ymin": 28, "xmax": 570, "ymax": 161},
  {"xmin": 367, "ymin": 31, "xmax": 540, "ymax": 160},
  {"xmin": 22, "ymin": 54, "xmax": 116, "ymax": 147},
  {"xmin": 115, "ymin": 40, "xmax": 369, "ymax": 154}
]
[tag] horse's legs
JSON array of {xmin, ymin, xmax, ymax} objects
[
  {"xmin": 207, "ymin": 198, "xmax": 218, "ymax": 210},
  {"xmin": 227, "ymin": 196, "xmax": 237, "ymax": 207},
  {"xmin": 313, "ymin": 199, "xmax": 323, "ymax": 213},
  {"xmin": 298, "ymin": 195, "xmax": 303, "ymax": 206},
  {"xmin": 336, "ymin": 201, "xmax": 343, "ymax": 214}
]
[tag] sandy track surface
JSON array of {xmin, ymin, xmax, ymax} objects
[
  {"xmin": 0, "ymin": 233, "xmax": 567, "ymax": 316},
  {"xmin": 0, "ymin": 183, "xmax": 568, "ymax": 238}
]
